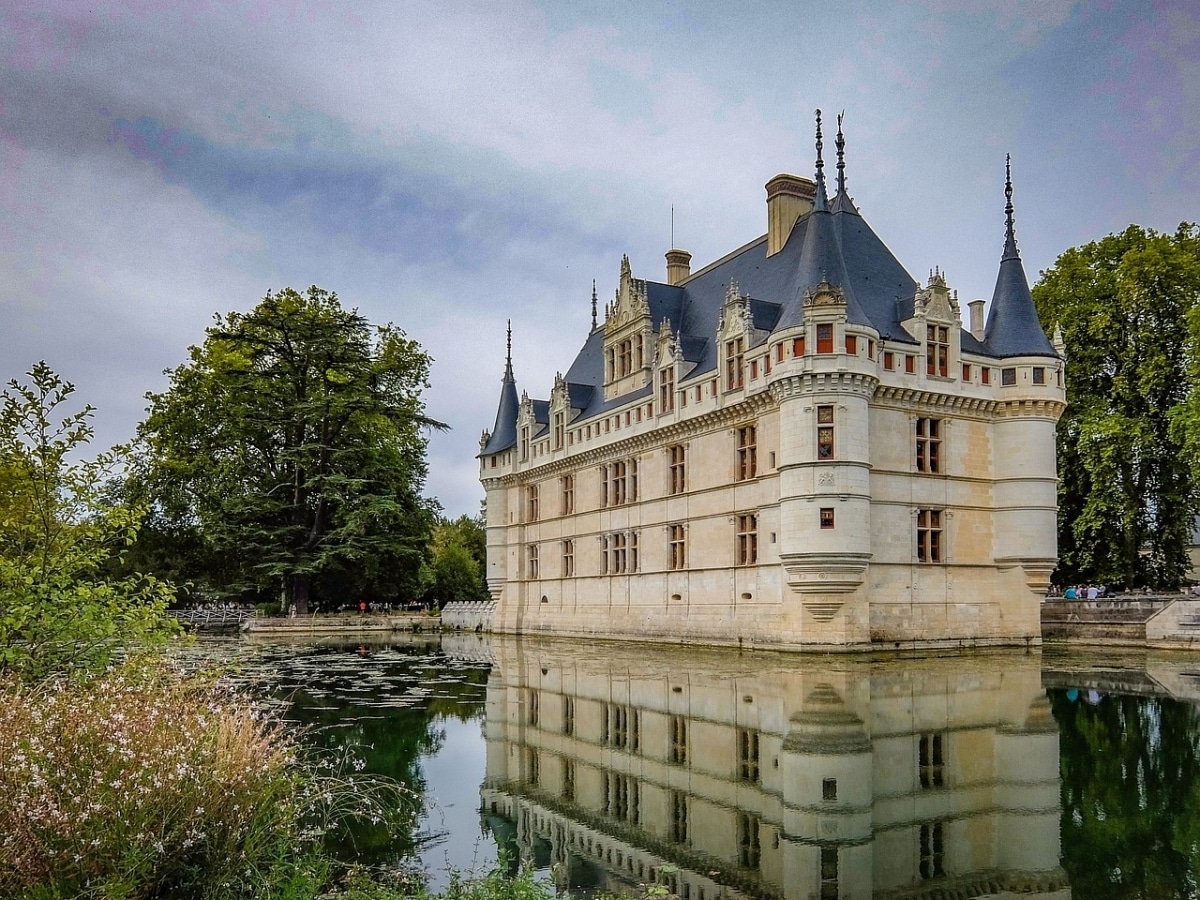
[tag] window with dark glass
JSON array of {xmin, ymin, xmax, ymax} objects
[
  {"xmin": 737, "ymin": 425, "xmax": 757, "ymax": 480},
  {"xmin": 668, "ymin": 444, "xmax": 686, "ymax": 494},
  {"xmin": 1033, "ymin": 366, "xmax": 1045, "ymax": 384},
  {"xmin": 1001, "ymin": 367, "xmax": 1016, "ymax": 385},
  {"xmin": 817, "ymin": 405, "xmax": 835, "ymax": 459},
  {"xmin": 917, "ymin": 509, "xmax": 943, "ymax": 563},
  {"xmin": 920, "ymin": 822, "xmax": 945, "ymax": 879},
  {"xmin": 817, "ymin": 323, "xmax": 833, "ymax": 354},
  {"xmin": 562, "ymin": 539, "xmax": 574, "ymax": 577},
  {"xmin": 660, "ymin": 365, "xmax": 675, "ymax": 412},
  {"xmin": 916, "ymin": 418, "xmax": 941, "ymax": 473},
  {"xmin": 669, "ymin": 524, "xmax": 687, "ymax": 570},
  {"xmin": 737, "ymin": 514, "xmax": 758, "ymax": 565},
  {"xmin": 919, "ymin": 732, "xmax": 945, "ymax": 787},
  {"xmin": 926, "ymin": 324, "xmax": 949, "ymax": 377},
  {"xmin": 820, "ymin": 508, "xmax": 835, "ymax": 529}
]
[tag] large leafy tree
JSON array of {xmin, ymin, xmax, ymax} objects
[
  {"xmin": 422, "ymin": 513, "xmax": 489, "ymax": 605},
  {"xmin": 137, "ymin": 287, "xmax": 444, "ymax": 613},
  {"xmin": 0, "ymin": 363, "xmax": 173, "ymax": 678},
  {"xmin": 1033, "ymin": 224, "xmax": 1200, "ymax": 589}
]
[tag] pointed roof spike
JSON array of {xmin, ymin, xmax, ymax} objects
[
  {"xmin": 591, "ymin": 279, "xmax": 598, "ymax": 329},
  {"xmin": 813, "ymin": 109, "xmax": 828, "ymax": 211},
  {"xmin": 505, "ymin": 319, "xmax": 513, "ymax": 377},
  {"xmin": 1003, "ymin": 153, "xmax": 1019, "ymax": 260},
  {"xmin": 835, "ymin": 110, "xmax": 847, "ymax": 197}
]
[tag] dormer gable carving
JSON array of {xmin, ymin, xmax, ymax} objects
[
  {"xmin": 901, "ymin": 269, "xmax": 963, "ymax": 378},
  {"xmin": 603, "ymin": 255, "xmax": 655, "ymax": 400},
  {"xmin": 801, "ymin": 278, "xmax": 848, "ymax": 323}
]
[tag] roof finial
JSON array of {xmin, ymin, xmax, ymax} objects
[
  {"xmin": 835, "ymin": 110, "xmax": 847, "ymax": 197},
  {"xmin": 1003, "ymin": 153, "xmax": 1019, "ymax": 260},
  {"xmin": 814, "ymin": 108, "xmax": 828, "ymax": 211},
  {"xmin": 591, "ymin": 279, "xmax": 598, "ymax": 329},
  {"xmin": 505, "ymin": 319, "xmax": 513, "ymax": 377}
]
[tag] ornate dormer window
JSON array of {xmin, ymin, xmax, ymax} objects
[
  {"xmin": 517, "ymin": 392, "xmax": 535, "ymax": 462},
  {"xmin": 604, "ymin": 255, "xmax": 654, "ymax": 400},
  {"xmin": 717, "ymin": 281, "xmax": 754, "ymax": 394},
  {"xmin": 903, "ymin": 268, "xmax": 962, "ymax": 381},
  {"xmin": 802, "ymin": 279, "xmax": 848, "ymax": 357}
]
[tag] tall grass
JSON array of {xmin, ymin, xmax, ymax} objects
[{"xmin": 0, "ymin": 661, "xmax": 409, "ymax": 899}]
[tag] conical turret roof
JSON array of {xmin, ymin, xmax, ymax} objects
[
  {"xmin": 984, "ymin": 157, "xmax": 1057, "ymax": 358},
  {"xmin": 481, "ymin": 322, "xmax": 520, "ymax": 455}
]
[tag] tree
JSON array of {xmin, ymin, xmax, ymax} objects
[
  {"xmin": 0, "ymin": 363, "xmax": 173, "ymax": 678},
  {"xmin": 1033, "ymin": 224, "xmax": 1200, "ymax": 589},
  {"xmin": 422, "ymin": 514, "xmax": 489, "ymax": 605},
  {"xmin": 136, "ymin": 287, "xmax": 444, "ymax": 613}
]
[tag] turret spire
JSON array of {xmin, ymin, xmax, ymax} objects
[
  {"xmin": 505, "ymin": 319, "xmax": 513, "ymax": 378},
  {"xmin": 1003, "ymin": 153, "xmax": 1019, "ymax": 260},
  {"xmin": 835, "ymin": 110, "xmax": 847, "ymax": 197},
  {"xmin": 813, "ymin": 109, "xmax": 828, "ymax": 211},
  {"xmin": 591, "ymin": 280, "xmax": 598, "ymax": 329}
]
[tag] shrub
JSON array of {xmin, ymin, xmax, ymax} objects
[{"xmin": 0, "ymin": 661, "xmax": 408, "ymax": 899}]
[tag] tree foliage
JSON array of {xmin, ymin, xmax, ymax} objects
[
  {"xmin": 1033, "ymin": 224, "xmax": 1200, "ymax": 589},
  {"xmin": 0, "ymin": 363, "xmax": 173, "ymax": 679},
  {"xmin": 423, "ymin": 514, "xmax": 489, "ymax": 605},
  {"xmin": 136, "ymin": 287, "xmax": 444, "ymax": 612}
]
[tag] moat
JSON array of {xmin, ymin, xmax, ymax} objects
[{"xmin": 199, "ymin": 632, "xmax": 1200, "ymax": 898}]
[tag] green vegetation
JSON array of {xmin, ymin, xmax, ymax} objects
[
  {"xmin": 0, "ymin": 363, "xmax": 174, "ymax": 679},
  {"xmin": 134, "ymin": 286, "xmax": 445, "ymax": 613},
  {"xmin": 1034, "ymin": 224, "xmax": 1200, "ymax": 589},
  {"xmin": 422, "ymin": 514, "xmax": 489, "ymax": 605}
]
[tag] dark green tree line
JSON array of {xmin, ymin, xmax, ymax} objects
[
  {"xmin": 1033, "ymin": 224, "xmax": 1200, "ymax": 589},
  {"xmin": 134, "ymin": 287, "xmax": 445, "ymax": 613}
]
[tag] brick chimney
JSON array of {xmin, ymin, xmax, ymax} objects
[
  {"xmin": 765, "ymin": 174, "xmax": 816, "ymax": 257},
  {"xmin": 665, "ymin": 248, "xmax": 692, "ymax": 285}
]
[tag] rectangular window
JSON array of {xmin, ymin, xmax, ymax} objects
[
  {"xmin": 820, "ymin": 508, "xmax": 835, "ymax": 529},
  {"xmin": 609, "ymin": 532, "xmax": 628, "ymax": 574},
  {"xmin": 919, "ymin": 733, "xmax": 945, "ymax": 787},
  {"xmin": 561, "ymin": 474, "xmax": 574, "ymax": 515},
  {"xmin": 917, "ymin": 509, "xmax": 943, "ymax": 563},
  {"xmin": 520, "ymin": 425, "xmax": 530, "ymax": 461},
  {"xmin": 670, "ymin": 715, "xmax": 688, "ymax": 764},
  {"xmin": 527, "ymin": 689, "xmax": 539, "ymax": 726},
  {"xmin": 793, "ymin": 335, "xmax": 806, "ymax": 357},
  {"xmin": 669, "ymin": 524, "xmax": 687, "ymax": 570},
  {"xmin": 737, "ymin": 425, "xmax": 758, "ymax": 480},
  {"xmin": 981, "ymin": 367, "xmax": 991, "ymax": 385},
  {"xmin": 739, "ymin": 729, "xmax": 760, "ymax": 783},
  {"xmin": 822, "ymin": 778, "xmax": 838, "ymax": 801},
  {"xmin": 738, "ymin": 813, "xmax": 761, "ymax": 869},
  {"xmin": 750, "ymin": 359, "xmax": 759, "ymax": 380},
  {"xmin": 817, "ymin": 323, "xmax": 833, "ymax": 354},
  {"xmin": 726, "ymin": 337, "xmax": 745, "ymax": 391},
  {"xmin": 617, "ymin": 339, "xmax": 632, "ymax": 377},
  {"xmin": 916, "ymin": 418, "xmax": 941, "ymax": 473},
  {"xmin": 553, "ymin": 412, "xmax": 564, "ymax": 450},
  {"xmin": 563, "ymin": 696, "xmax": 575, "ymax": 736},
  {"xmin": 562, "ymin": 757, "xmax": 576, "ymax": 802},
  {"xmin": 1002, "ymin": 367, "xmax": 1016, "ymax": 385},
  {"xmin": 926, "ymin": 324, "xmax": 949, "ymax": 377},
  {"xmin": 962, "ymin": 363, "xmax": 971, "ymax": 381},
  {"xmin": 867, "ymin": 339, "xmax": 875, "ymax": 359},
  {"xmin": 776, "ymin": 343, "xmax": 784, "ymax": 362},
  {"xmin": 905, "ymin": 354, "xmax": 916, "ymax": 374},
  {"xmin": 670, "ymin": 791, "xmax": 689, "ymax": 844},
  {"xmin": 668, "ymin": 444, "xmax": 687, "ymax": 495},
  {"xmin": 525, "ymin": 484, "xmax": 539, "ymax": 522},
  {"xmin": 737, "ymin": 513, "xmax": 758, "ymax": 565},
  {"xmin": 527, "ymin": 544, "xmax": 539, "ymax": 579},
  {"xmin": 606, "ymin": 703, "xmax": 628, "ymax": 748},
  {"xmin": 629, "ymin": 531, "xmax": 639, "ymax": 574},
  {"xmin": 845, "ymin": 334, "xmax": 857, "ymax": 355},
  {"xmin": 920, "ymin": 822, "xmax": 945, "ymax": 879},
  {"xmin": 817, "ymin": 404, "xmax": 835, "ymax": 459},
  {"xmin": 884, "ymin": 350, "xmax": 894, "ymax": 370},
  {"xmin": 562, "ymin": 539, "xmax": 574, "ymax": 577},
  {"xmin": 820, "ymin": 847, "xmax": 839, "ymax": 900},
  {"xmin": 612, "ymin": 461, "xmax": 626, "ymax": 506},
  {"xmin": 1033, "ymin": 366, "xmax": 1045, "ymax": 384},
  {"xmin": 660, "ymin": 366, "xmax": 675, "ymax": 413}
]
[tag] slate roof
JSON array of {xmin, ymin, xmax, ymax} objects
[
  {"xmin": 481, "ymin": 356, "xmax": 519, "ymax": 455},
  {"xmin": 483, "ymin": 139, "xmax": 1056, "ymax": 445}
]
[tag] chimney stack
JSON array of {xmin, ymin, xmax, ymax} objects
[
  {"xmin": 969, "ymin": 299, "xmax": 986, "ymax": 341},
  {"xmin": 765, "ymin": 174, "xmax": 816, "ymax": 257},
  {"xmin": 666, "ymin": 248, "xmax": 692, "ymax": 286}
]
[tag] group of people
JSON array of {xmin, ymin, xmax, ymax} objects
[{"xmin": 1062, "ymin": 584, "xmax": 1108, "ymax": 600}]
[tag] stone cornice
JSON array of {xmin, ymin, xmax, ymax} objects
[
  {"xmin": 494, "ymin": 392, "xmax": 777, "ymax": 484},
  {"xmin": 995, "ymin": 397, "xmax": 1067, "ymax": 419},
  {"xmin": 872, "ymin": 384, "xmax": 998, "ymax": 417},
  {"xmin": 768, "ymin": 371, "xmax": 878, "ymax": 402}
]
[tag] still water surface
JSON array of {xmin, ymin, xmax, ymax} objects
[{"xmin": 203, "ymin": 632, "xmax": 1200, "ymax": 899}]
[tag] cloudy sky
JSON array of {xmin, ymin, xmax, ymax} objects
[{"xmin": 2, "ymin": 1, "xmax": 1198, "ymax": 517}]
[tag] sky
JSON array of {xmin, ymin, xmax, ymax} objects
[{"xmin": 2, "ymin": 1, "xmax": 1198, "ymax": 517}]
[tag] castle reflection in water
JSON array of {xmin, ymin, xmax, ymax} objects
[{"xmin": 475, "ymin": 635, "xmax": 1070, "ymax": 900}]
